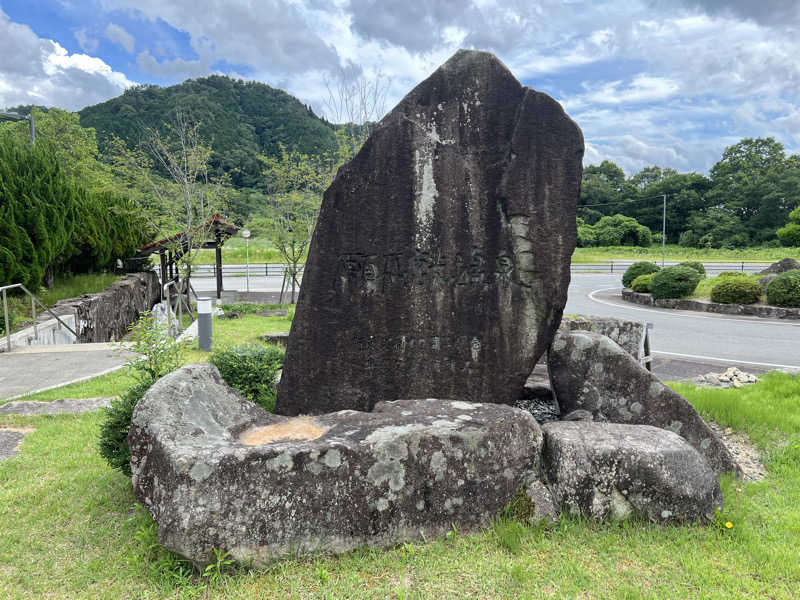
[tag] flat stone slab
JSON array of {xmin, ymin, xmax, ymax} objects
[
  {"xmin": 541, "ymin": 422, "xmax": 722, "ymax": 523},
  {"xmin": 0, "ymin": 428, "xmax": 34, "ymax": 462},
  {"xmin": 277, "ymin": 49, "xmax": 583, "ymax": 415},
  {"xmin": 548, "ymin": 330, "xmax": 739, "ymax": 476},
  {"xmin": 130, "ymin": 363, "xmax": 543, "ymax": 566},
  {"xmin": 0, "ymin": 397, "xmax": 113, "ymax": 416}
]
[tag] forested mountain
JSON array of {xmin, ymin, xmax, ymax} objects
[{"xmin": 78, "ymin": 76, "xmax": 338, "ymax": 188}]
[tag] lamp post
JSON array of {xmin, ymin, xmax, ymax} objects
[
  {"xmin": 0, "ymin": 111, "xmax": 35, "ymax": 143},
  {"xmin": 241, "ymin": 229, "xmax": 251, "ymax": 293}
]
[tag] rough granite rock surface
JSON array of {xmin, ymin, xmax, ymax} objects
[
  {"xmin": 129, "ymin": 363, "xmax": 543, "ymax": 566},
  {"xmin": 548, "ymin": 330, "xmax": 739, "ymax": 476},
  {"xmin": 276, "ymin": 49, "xmax": 584, "ymax": 415},
  {"xmin": 541, "ymin": 422, "xmax": 722, "ymax": 522},
  {"xmin": 759, "ymin": 258, "xmax": 800, "ymax": 274}
]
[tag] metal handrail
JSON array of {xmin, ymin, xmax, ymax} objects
[
  {"xmin": 162, "ymin": 278, "xmax": 197, "ymax": 337},
  {"xmin": 1, "ymin": 283, "xmax": 79, "ymax": 352}
]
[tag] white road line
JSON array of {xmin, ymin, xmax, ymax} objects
[
  {"xmin": 652, "ymin": 350, "xmax": 800, "ymax": 370},
  {"xmin": 587, "ymin": 287, "xmax": 797, "ymax": 326}
]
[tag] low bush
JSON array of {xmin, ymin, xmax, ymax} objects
[
  {"xmin": 98, "ymin": 312, "xmax": 187, "ymax": 475},
  {"xmin": 677, "ymin": 261, "xmax": 706, "ymax": 277},
  {"xmin": 710, "ymin": 278, "xmax": 763, "ymax": 305},
  {"xmin": 98, "ymin": 381, "xmax": 151, "ymax": 477},
  {"xmin": 0, "ymin": 310, "xmax": 14, "ymax": 334},
  {"xmin": 622, "ymin": 261, "xmax": 660, "ymax": 288},
  {"xmin": 631, "ymin": 273, "xmax": 655, "ymax": 292},
  {"xmin": 650, "ymin": 265, "xmax": 702, "ymax": 300},
  {"xmin": 717, "ymin": 271, "xmax": 746, "ymax": 278},
  {"xmin": 766, "ymin": 270, "xmax": 800, "ymax": 307},
  {"xmin": 210, "ymin": 344, "xmax": 285, "ymax": 412}
]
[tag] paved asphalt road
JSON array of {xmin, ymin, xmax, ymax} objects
[
  {"xmin": 565, "ymin": 273, "xmax": 800, "ymax": 377},
  {"xmin": 194, "ymin": 271, "xmax": 800, "ymax": 378}
]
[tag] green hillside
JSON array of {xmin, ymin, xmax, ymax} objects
[{"xmin": 78, "ymin": 75, "xmax": 338, "ymax": 188}]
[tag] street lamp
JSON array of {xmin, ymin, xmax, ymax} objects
[
  {"xmin": 241, "ymin": 229, "xmax": 251, "ymax": 293},
  {"xmin": 0, "ymin": 111, "xmax": 35, "ymax": 143}
]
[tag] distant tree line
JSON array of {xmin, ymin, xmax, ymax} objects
[{"xmin": 579, "ymin": 137, "xmax": 800, "ymax": 248}]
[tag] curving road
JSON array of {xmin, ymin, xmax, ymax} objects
[{"xmin": 564, "ymin": 273, "xmax": 800, "ymax": 378}]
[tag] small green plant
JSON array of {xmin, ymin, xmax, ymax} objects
[
  {"xmin": 676, "ymin": 261, "xmax": 706, "ymax": 277},
  {"xmin": 507, "ymin": 563, "xmax": 529, "ymax": 586},
  {"xmin": 650, "ymin": 265, "xmax": 702, "ymax": 300},
  {"xmin": 492, "ymin": 517, "xmax": 525, "ymax": 554},
  {"xmin": 210, "ymin": 343, "xmax": 285, "ymax": 411},
  {"xmin": 124, "ymin": 311, "xmax": 189, "ymax": 384},
  {"xmin": 202, "ymin": 548, "xmax": 234, "ymax": 584},
  {"xmin": 445, "ymin": 523, "xmax": 458, "ymax": 542},
  {"xmin": 315, "ymin": 566, "xmax": 330, "ymax": 585},
  {"xmin": 622, "ymin": 261, "xmax": 660, "ymax": 288},
  {"xmin": 630, "ymin": 273, "xmax": 655, "ymax": 293},
  {"xmin": 99, "ymin": 312, "xmax": 189, "ymax": 474},
  {"xmin": 766, "ymin": 269, "xmax": 800, "ymax": 307},
  {"xmin": 710, "ymin": 278, "xmax": 763, "ymax": 304}
]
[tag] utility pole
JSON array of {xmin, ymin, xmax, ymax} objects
[
  {"xmin": 661, "ymin": 193, "xmax": 667, "ymax": 267},
  {"xmin": 0, "ymin": 111, "xmax": 35, "ymax": 143}
]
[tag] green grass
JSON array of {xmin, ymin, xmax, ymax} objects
[
  {"xmin": 572, "ymin": 245, "xmax": 800, "ymax": 264},
  {"xmin": 690, "ymin": 273, "xmax": 765, "ymax": 301},
  {"xmin": 2, "ymin": 317, "xmax": 800, "ymax": 598},
  {"xmin": 1, "ymin": 273, "xmax": 120, "ymax": 335},
  {"xmin": 193, "ymin": 237, "xmax": 286, "ymax": 264}
]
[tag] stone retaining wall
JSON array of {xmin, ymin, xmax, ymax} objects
[
  {"xmin": 621, "ymin": 289, "xmax": 800, "ymax": 320},
  {"xmin": 55, "ymin": 272, "xmax": 161, "ymax": 343}
]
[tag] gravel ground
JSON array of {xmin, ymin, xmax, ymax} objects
[{"xmin": 707, "ymin": 421, "xmax": 767, "ymax": 481}]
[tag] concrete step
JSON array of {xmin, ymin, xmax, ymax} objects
[{"xmin": 8, "ymin": 342, "xmax": 133, "ymax": 355}]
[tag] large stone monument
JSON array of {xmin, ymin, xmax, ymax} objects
[{"xmin": 277, "ymin": 50, "xmax": 584, "ymax": 415}]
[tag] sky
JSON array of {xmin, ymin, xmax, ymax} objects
[{"xmin": 1, "ymin": 0, "xmax": 798, "ymax": 175}]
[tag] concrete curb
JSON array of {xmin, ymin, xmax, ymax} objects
[{"xmin": 621, "ymin": 289, "xmax": 800, "ymax": 320}]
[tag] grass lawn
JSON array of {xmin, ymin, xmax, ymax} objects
[
  {"xmin": 572, "ymin": 245, "xmax": 800, "ymax": 264},
  {"xmin": 1, "ymin": 312, "xmax": 799, "ymax": 598},
  {"xmin": 192, "ymin": 240, "xmax": 800, "ymax": 267},
  {"xmin": 193, "ymin": 237, "xmax": 285, "ymax": 265}
]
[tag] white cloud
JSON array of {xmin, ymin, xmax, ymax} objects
[
  {"xmin": 105, "ymin": 22, "xmax": 135, "ymax": 54},
  {"xmin": 74, "ymin": 28, "xmax": 98, "ymax": 53},
  {"xmin": 0, "ymin": 10, "xmax": 135, "ymax": 111}
]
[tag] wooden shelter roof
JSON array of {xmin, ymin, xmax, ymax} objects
[{"xmin": 137, "ymin": 214, "xmax": 239, "ymax": 257}]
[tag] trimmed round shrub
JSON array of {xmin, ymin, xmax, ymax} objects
[
  {"xmin": 210, "ymin": 344, "xmax": 285, "ymax": 412},
  {"xmin": 98, "ymin": 381, "xmax": 151, "ymax": 477},
  {"xmin": 710, "ymin": 278, "xmax": 763, "ymax": 304},
  {"xmin": 676, "ymin": 261, "xmax": 706, "ymax": 277},
  {"xmin": 622, "ymin": 261, "xmax": 660, "ymax": 288},
  {"xmin": 766, "ymin": 270, "xmax": 800, "ymax": 307},
  {"xmin": 650, "ymin": 265, "xmax": 702, "ymax": 300},
  {"xmin": 631, "ymin": 273, "xmax": 655, "ymax": 293}
]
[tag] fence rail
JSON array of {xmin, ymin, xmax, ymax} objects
[{"xmin": 172, "ymin": 261, "xmax": 772, "ymax": 278}]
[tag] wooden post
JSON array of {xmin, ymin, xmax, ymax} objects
[{"xmin": 215, "ymin": 233, "xmax": 223, "ymax": 300}]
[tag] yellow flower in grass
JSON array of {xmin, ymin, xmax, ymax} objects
[{"xmin": 724, "ymin": 522, "xmax": 733, "ymax": 529}]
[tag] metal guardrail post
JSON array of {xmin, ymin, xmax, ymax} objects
[
  {"xmin": 31, "ymin": 293, "xmax": 37, "ymax": 340},
  {"xmin": 3, "ymin": 288, "xmax": 9, "ymax": 352}
]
